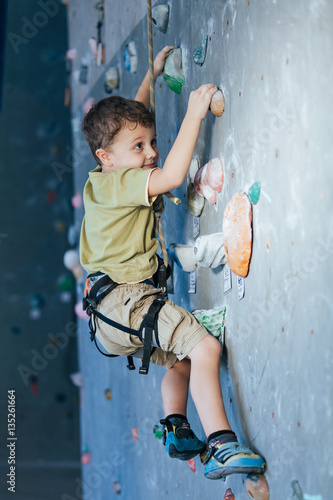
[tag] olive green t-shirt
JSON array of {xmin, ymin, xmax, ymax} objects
[{"xmin": 80, "ymin": 166, "xmax": 159, "ymax": 283}]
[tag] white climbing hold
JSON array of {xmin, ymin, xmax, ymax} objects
[
  {"xmin": 105, "ymin": 67, "xmax": 119, "ymax": 89},
  {"xmin": 168, "ymin": 243, "xmax": 197, "ymax": 272},
  {"xmin": 194, "ymin": 233, "xmax": 226, "ymax": 268},
  {"xmin": 168, "ymin": 233, "xmax": 226, "ymax": 272}
]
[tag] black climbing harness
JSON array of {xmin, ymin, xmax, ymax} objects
[{"xmin": 82, "ymin": 258, "xmax": 169, "ymax": 375}]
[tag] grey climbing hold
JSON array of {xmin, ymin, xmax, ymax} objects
[
  {"xmin": 187, "ymin": 158, "xmax": 205, "ymax": 216},
  {"xmin": 193, "ymin": 36, "xmax": 208, "ymax": 66},
  {"xmin": 152, "ymin": 3, "xmax": 169, "ymax": 34},
  {"xmin": 163, "ymin": 48, "xmax": 185, "ymax": 94},
  {"xmin": 291, "ymin": 480, "xmax": 304, "ymax": 500}
]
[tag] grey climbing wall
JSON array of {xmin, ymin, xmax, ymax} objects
[{"xmin": 68, "ymin": 0, "xmax": 332, "ymax": 499}]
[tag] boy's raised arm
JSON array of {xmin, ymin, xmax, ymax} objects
[
  {"xmin": 148, "ymin": 84, "xmax": 217, "ymax": 197},
  {"xmin": 135, "ymin": 46, "xmax": 174, "ymax": 109}
]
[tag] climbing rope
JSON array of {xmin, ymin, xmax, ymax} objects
[
  {"xmin": 146, "ymin": 3, "xmax": 182, "ymax": 268},
  {"xmin": 147, "ymin": 0, "xmax": 155, "ymax": 118},
  {"xmin": 147, "ymin": 0, "xmax": 168, "ymax": 266}
]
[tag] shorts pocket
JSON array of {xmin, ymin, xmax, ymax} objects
[{"xmin": 156, "ymin": 302, "xmax": 184, "ymax": 352}]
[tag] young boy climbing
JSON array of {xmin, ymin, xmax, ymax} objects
[{"xmin": 80, "ymin": 46, "xmax": 266, "ymax": 479}]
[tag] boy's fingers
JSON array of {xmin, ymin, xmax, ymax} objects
[
  {"xmin": 208, "ymin": 86, "xmax": 218, "ymax": 97},
  {"xmin": 163, "ymin": 45, "xmax": 174, "ymax": 54},
  {"xmin": 196, "ymin": 83, "xmax": 217, "ymax": 95},
  {"xmin": 204, "ymin": 84, "xmax": 218, "ymax": 92},
  {"xmin": 201, "ymin": 85, "xmax": 218, "ymax": 101}
]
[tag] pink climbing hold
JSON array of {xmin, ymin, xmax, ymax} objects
[
  {"xmin": 81, "ymin": 451, "xmax": 91, "ymax": 465},
  {"xmin": 66, "ymin": 48, "xmax": 77, "ymax": 60},
  {"xmin": 83, "ymin": 97, "xmax": 94, "ymax": 114},
  {"xmin": 71, "ymin": 190, "xmax": 82, "ymax": 209},
  {"xmin": 75, "ymin": 301, "xmax": 90, "ymax": 322},
  {"xmin": 186, "ymin": 458, "xmax": 196, "ymax": 473},
  {"xmin": 194, "ymin": 157, "xmax": 223, "ymax": 204}
]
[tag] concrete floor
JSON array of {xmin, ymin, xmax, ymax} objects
[{"xmin": 68, "ymin": 0, "xmax": 333, "ymax": 499}]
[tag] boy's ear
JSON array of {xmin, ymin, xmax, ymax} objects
[{"xmin": 95, "ymin": 148, "xmax": 113, "ymax": 166}]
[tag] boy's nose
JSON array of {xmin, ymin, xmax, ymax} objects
[{"xmin": 146, "ymin": 146, "xmax": 157, "ymax": 159}]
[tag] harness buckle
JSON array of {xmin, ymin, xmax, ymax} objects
[{"xmin": 82, "ymin": 296, "xmax": 97, "ymax": 312}]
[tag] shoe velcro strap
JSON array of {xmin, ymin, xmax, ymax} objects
[
  {"xmin": 202, "ymin": 445, "xmax": 216, "ymax": 465},
  {"xmin": 175, "ymin": 425, "xmax": 193, "ymax": 439}
]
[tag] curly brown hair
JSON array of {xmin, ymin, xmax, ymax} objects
[{"xmin": 81, "ymin": 96, "xmax": 155, "ymax": 165}]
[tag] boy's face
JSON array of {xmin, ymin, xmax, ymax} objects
[{"xmin": 98, "ymin": 123, "xmax": 159, "ymax": 172}]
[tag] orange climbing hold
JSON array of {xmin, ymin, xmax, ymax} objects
[
  {"xmin": 223, "ymin": 191, "xmax": 253, "ymax": 277},
  {"xmin": 245, "ymin": 474, "xmax": 270, "ymax": 500},
  {"xmin": 131, "ymin": 427, "xmax": 138, "ymax": 441},
  {"xmin": 210, "ymin": 89, "xmax": 225, "ymax": 117}
]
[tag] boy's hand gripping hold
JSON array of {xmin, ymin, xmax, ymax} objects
[
  {"xmin": 187, "ymin": 84, "xmax": 218, "ymax": 121},
  {"xmin": 135, "ymin": 45, "xmax": 174, "ymax": 107},
  {"xmin": 148, "ymin": 84, "xmax": 217, "ymax": 197},
  {"xmin": 153, "ymin": 45, "xmax": 174, "ymax": 77}
]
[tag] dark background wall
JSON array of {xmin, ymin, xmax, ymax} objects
[{"xmin": 0, "ymin": 1, "xmax": 80, "ymax": 499}]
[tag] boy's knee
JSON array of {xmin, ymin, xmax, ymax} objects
[
  {"xmin": 188, "ymin": 334, "xmax": 221, "ymax": 360},
  {"xmin": 205, "ymin": 334, "xmax": 222, "ymax": 357}
]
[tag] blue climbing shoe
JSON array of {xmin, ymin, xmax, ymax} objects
[
  {"xmin": 201, "ymin": 440, "xmax": 266, "ymax": 479},
  {"xmin": 160, "ymin": 417, "xmax": 206, "ymax": 461}
]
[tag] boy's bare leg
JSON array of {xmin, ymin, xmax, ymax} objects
[
  {"xmin": 160, "ymin": 358, "xmax": 206, "ymax": 460},
  {"xmin": 161, "ymin": 358, "xmax": 190, "ymax": 416},
  {"xmin": 187, "ymin": 335, "xmax": 266, "ymax": 478},
  {"xmin": 187, "ymin": 335, "xmax": 232, "ymax": 436}
]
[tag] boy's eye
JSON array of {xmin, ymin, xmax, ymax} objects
[
  {"xmin": 135, "ymin": 143, "xmax": 142, "ymax": 150},
  {"xmin": 151, "ymin": 138, "xmax": 157, "ymax": 147}
]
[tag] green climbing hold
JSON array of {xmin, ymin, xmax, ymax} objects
[
  {"xmin": 248, "ymin": 181, "xmax": 261, "ymax": 205},
  {"xmin": 192, "ymin": 307, "xmax": 226, "ymax": 343},
  {"xmin": 57, "ymin": 274, "xmax": 75, "ymax": 292},
  {"xmin": 163, "ymin": 48, "xmax": 185, "ymax": 94},
  {"xmin": 153, "ymin": 424, "xmax": 163, "ymax": 439},
  {"xmin": 193, "ymin": 36, "xmax": 208, "ymax": 66}
]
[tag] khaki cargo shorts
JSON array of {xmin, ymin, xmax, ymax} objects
[{"xmin": 95, "ymin": 282, "xmax": 208, "ymax": 369}]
